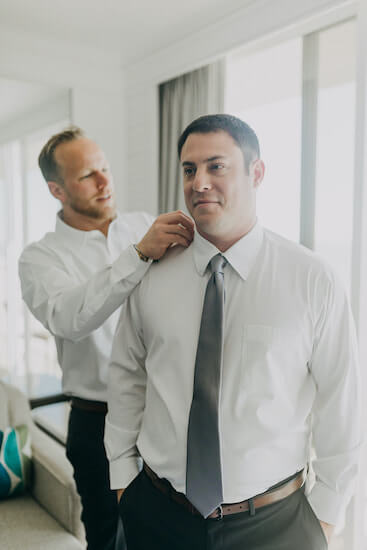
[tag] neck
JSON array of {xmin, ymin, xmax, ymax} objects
[
  {"xmin": 197, "ymin": 218, "xmax": 257, "ymax": 252},
  {"xmin": 61, "ymin": 209, "xmax": 114, "ymax": 237}
]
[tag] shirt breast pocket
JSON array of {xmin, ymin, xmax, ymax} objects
[
  {"xmin": 243, "ymin": 325, "xmax": 274, "ymax": 361},
  {"xmin": 242, "ymin": 324, "xmax": 300, "ymax": 388}
]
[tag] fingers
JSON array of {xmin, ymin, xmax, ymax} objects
[
  {"xmin": 137, "ymin": 211, "xmax": 194, "ymax": 259},
  {"xmin": 157, "ymin": 210, "xmax": 195, "ymax": 233},
  {"xmin": 163, "ymin": 225, "xmax": 193, "ymax": 246},
  {"xmin": 168, "ymin": 235, "xmax": 191, "ymax": 249}
]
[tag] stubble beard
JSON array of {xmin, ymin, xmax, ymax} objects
[{"xmin": 68, "ymin": 195, "xmax": 116, "ymax": 220}]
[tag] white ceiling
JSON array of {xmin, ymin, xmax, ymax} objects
[{"xmin": 0, "ymin": 0, "xmax": 254, "ymax": 65}]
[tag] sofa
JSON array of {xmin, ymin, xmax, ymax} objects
[{"xmin": 0, "ymin": 381, "xmax": 85, "ymax": 550}]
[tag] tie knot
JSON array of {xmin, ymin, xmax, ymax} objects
[{"xmin": 209, "ymin": 254, "xmax": 227, "ymax": 275}]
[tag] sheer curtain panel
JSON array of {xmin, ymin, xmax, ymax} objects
[{"xmin": 159, "ymin": 61, "xmax": 224, "ymax": 213}]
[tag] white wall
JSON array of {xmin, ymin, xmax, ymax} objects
[
  {"xmin": 71, "ymin": 88, "xmax": 126, "ymax": 209},
  {"xmin": 0, "ymin": 92, "xmax": 70, "ymax": 145},
  {"xmin": 124, "ymin": 0, "xmax": 356, "ymax": 213},
  {"xmin": 126, "ymin": 85, "xmax": 159, "ymax": 214},
  {"xmin": 0, "ymin": 28, "xmax": 127, "ymax": 209}
]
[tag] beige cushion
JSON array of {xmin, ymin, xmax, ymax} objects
[
  {"xmin": 0, "ymin": 494, "xmax": 84, "ymax": 550},
  {"xmin": 30, "ymin": 426, "xmax": 85, "ymax": 541},
  {"xmin": 0, "ymin": 381, "xmax": 85, "ymax": 547},
  {"xmin": 0, "ymin": 382, "xmax": 32, "ymax": 432}
]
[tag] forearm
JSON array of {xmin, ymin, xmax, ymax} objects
[{"xmin": 19, "ymin": 245, "xmax": 151, "ymax": 341}]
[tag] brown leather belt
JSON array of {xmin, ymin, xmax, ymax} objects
[
  {"xmin": 143, "ymin": 463, "xmax": 306, "ymax": 519},
  {"xmin": 71, "ymin": 397, "xmax": 108, "ymax": 414}
]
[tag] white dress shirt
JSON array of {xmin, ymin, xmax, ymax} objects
[
  {"xmin": 19, "ymin": 211, "xmax": 154, "ymax": 402},
  {"xmin": 105, "ymin": 222, "xmax": 361, "ymax": 526}
]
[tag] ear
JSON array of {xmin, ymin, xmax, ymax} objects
[
  {"xmin": 250, "ymin": 159, "xmax": 265, "ymax": 189},
  {"xmin": 47, "ymin": 181, "xmax": 66, "ymax": 203}
]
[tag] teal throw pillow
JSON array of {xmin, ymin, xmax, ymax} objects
[{"xmin": 0, "ymin": 424, "xmax": 32, "ymax": 499}]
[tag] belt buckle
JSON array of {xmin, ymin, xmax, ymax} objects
[{"xmin": 214, "ymin": 505, "xmax": 223, "ymax": 520}]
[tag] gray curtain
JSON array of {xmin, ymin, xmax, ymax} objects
[{"xmin": 159, "ymin": 60, "xmax": 225, "ymax": 213}]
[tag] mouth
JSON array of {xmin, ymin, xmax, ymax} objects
[
  {"xmin": 96, "ymin": 194, "xmax": 112, "ymax": 202},
  {"xmin": 194, "ymin": 200, "xmax": 219, "ymax": 207}
]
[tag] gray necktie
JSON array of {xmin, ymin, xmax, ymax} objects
[{"xmin": 186, "ymin": 253, "xmax": 227, "ymax": 518}]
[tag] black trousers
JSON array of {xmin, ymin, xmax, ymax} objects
[
  {"xmin": 66, "ymin": 406, "xmax": 126, "ymax": 550},
  {"xmin": 119, "ymin": 470, "xmax": 328, "ymax": 550}
]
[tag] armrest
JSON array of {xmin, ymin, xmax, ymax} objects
[
  {"xmin": 29, "ymin": 393, "xmax": 69, "ymax": 410},
  {"xmin": 30, "ymin": 424, "xmax": 85, "ymax": 543}
]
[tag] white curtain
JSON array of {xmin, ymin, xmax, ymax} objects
[{"xmin": 159, "ymin": 60, "xmax": 225, "ymax": 213}]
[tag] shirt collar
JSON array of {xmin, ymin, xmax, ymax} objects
[
  {"xmin": 192, "ymin": 221, "xmax": 263, "ymax": 281},
  {"xmin": 55, "ymin": 210, "xmax": 120, "ymax": 246}
]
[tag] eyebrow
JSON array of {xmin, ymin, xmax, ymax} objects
[{"xmin": 182, "ymin": 155, "xmax": 227, "ymax": 166}]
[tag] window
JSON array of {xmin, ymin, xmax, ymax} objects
[
  {"xmin": 1, "ymin": 121, "xmax": 68, "ymax": 390},
  {"xmin": 313, "ymin": 20, "xmax": 356, "ymax": 292},
  {"xmin": 226, "ymin": 19, "xmax": 356, "ymax": 294},
  {"xmin": 226, "ymin": 38, "xmax": 302, "ymax": 242},
  {"xmin": 226, "ymin": 18, "xmax": 360, "ymax": 550},
  {"xmin": 0, "ymin": 142, "xmax": 24, "ymax": 382}
]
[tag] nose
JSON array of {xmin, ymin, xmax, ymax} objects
[
  {"xmin": 96, "ymin": 171, "xmax": 109, "ymax": 189},
  {"xmin": 192, "ymin": 169, "xmax": 212, "ymax": 192}
]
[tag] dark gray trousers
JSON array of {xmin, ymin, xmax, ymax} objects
[{"xmin": 119, "ymin": 470, "xmax": 328, "ymax": 550}]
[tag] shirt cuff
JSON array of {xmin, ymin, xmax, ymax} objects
[
  {"xmin": 306, "ymin": 480, "xmax": 345, "ymax": 526},
  {"xmin": 109, "ymin": 456, "xmax": 142, "ymax": 490},
  {"xmin": 112, "ymin": 244, "xmax": 152, "ymax": 285}
]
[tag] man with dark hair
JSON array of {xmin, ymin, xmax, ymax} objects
[
  {"xmin": 105, "ymin": 114, "xmax": 361, "ymax": 550},
  {"xmin": 18, "ymin": 127, "xmax": 194, "ymax": 550}
]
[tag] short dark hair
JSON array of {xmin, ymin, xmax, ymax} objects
[
  {"xmin": 177, "ymin": 114, "xmax": 260, "ymax": 172},
  {"xmin": 38, "ymin": 126, "xmax": 85, "ymax": 184}
]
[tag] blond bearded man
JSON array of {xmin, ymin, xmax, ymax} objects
[{"xmin": 19, "ymin": 127, "xmax": 194, "ymax": 550}]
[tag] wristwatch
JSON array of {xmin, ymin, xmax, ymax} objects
[{"xmin": 133, "ymin": 244, "xmax": 150, "ymax": 262}]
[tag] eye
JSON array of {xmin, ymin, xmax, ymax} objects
[
  {"xmin": 80, "ymin": 172, "xmax": 94, "ymax": 180},
  {"xmin": 102, "ymin": 167, "xmax": 109, "ymax": 173},
  {"xmin": 183, "ymin": 166, "xmax": 196, "ymax": 177},
  {"xmin": 210, "ymin": 163, "xmax": 225, "ymax": 171}
]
